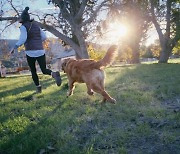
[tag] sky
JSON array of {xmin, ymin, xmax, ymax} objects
[
  {"xmin": 0, "ymin": 0, "xmax": 56, "ymax": 39},
  {"xmin": 0, "ymin": 0, "xmax": 158, "ymax": 46}
]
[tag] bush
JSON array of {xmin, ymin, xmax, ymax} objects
[
  {"xmin": 141, "ymin": 49, "xmax": 154, "ymax": 58},
  {"xmin": 117, "ymin": 46, "xmax": 133, "ymax": 63},
  {"xmin": 88, "ymin": 45, "xmax": 106, "ymax": 61}
]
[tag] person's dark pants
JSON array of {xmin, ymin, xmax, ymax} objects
[{"xmin": 26, "ymin": 54, "xmax": 52, "ymax": 86}]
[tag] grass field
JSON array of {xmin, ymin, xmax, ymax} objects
[{"xmin": 0, "ymin": 61, "xmax": 180, "ymax": 153}]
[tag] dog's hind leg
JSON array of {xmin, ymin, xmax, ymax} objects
[
  {"xmin": 101, "ymin": 90, "xmax": 116, "ymax": 104},
  {"xmin": 86, "ymin": 83, "xmax": 94, "ymax": 95},
  {"xmin": 67, "ymin": 80, "xmax": 75, "ymax": 96},
  {"xmin": 91, "ymin": 83, "xmax": 116, "ymax": 104}
]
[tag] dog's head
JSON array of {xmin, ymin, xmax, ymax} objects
[{"xmin": 61, "ymin": 58, "xmax": 71, "ymax": 73}]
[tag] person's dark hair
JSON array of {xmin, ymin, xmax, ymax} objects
[{"xmin": 20, "ymin": 7, "xmax": 30, "ymax": 23}]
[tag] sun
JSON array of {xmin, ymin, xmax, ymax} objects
[
  {"xmin": 110, "ymin": 22, "xmax": 127, "ymax": 37},
  {"xmin": 105, "ymin": 21, "xmax": 128, "ymax": 43}
]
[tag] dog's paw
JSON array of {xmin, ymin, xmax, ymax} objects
[
  {"xmin": 67, "ymin": 91, "xmax": 73, "ymax": 97},
  {"xmin": 87, "ymin": 91, "xmax": 94, "ymax": 95},
  {"xmin": 110, "ymin": 98, "xmax": 116, "ymax": 104}
]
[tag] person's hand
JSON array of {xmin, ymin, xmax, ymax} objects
[
  {"xmin": 8, "ymin": 48, "xmax": 15, "ymax": 57},
  {"xmin": 10, "ymin": 48, "xmax": 15, "ymax": 54},
  {"xmin": 8, "ymin": 45, "xmax": 18, "ymax": 57}
]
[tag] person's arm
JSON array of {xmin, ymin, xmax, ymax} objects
[
  {"xmin": 40, "ymin": 28, "xmax": 47, "ymax": 41},
  {"xmin": 15, "ymin": 25, "xmax": 27, "ymax": 49},
  {"xmin": 9, "ymin": 25, "xmax": 27, "ymax": 55}
]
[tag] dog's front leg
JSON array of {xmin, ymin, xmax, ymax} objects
[{"xmin": 67, "ymin": 80, "xmax": 75, "ymax": 97}]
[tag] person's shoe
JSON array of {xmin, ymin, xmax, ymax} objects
[
  {"xmin": 36, "ymin": 85, "xmax": 42, "ymax": 93},
  {"xmin": 52, "ymin": 71, "xmax": 62, "ymax": 86}
]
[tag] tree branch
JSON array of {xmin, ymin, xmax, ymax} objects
[
  {"xmin": 165, "ymin": 0, "xmax": 171, "ymax": 38},
  {"xmin": 74, "ymin": 0, "xmax": 88, "ymax": 21},
  {"xmin": 80, "ymin": 0, "xmax": 108, "ymax": 27},
  {"xmin": 150, "ymin": 0, "xmax": 164, "ymax": 44},
  {"xmin": 0, "ymin": 15, "xmax": 81, "ymax": 57},
  {"xmin": 0, "ymin": 16, "xmax": 19, "ymax": 21},
  {"xmin": 35, "ymin": 21, "xmax": 81, "ymax": 57},
  {"xmin": 1, "ymin": 20, "xmax": 16, "ymax": 33},
  {"xmin": 7, "ymin": 0, "xmax": 20, "ymax": 16}
]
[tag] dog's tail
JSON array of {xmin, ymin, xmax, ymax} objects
[{"xmin": 95, "ymin": 45, "xmax": 118, "ymax": 68}]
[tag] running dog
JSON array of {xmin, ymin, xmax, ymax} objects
[{"xmin": 61, "ymin": 45, "xmax": 118, "ymax": 103}]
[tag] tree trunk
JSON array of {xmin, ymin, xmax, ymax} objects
[
  {"xmin": 79, "ymin": 41, "xmax": 89, "ymax": 59},
  {"xmin": 74, "ymin": 26, "xmax": 89, "ymax": 59},
  {"xmin": 131, "ymin": 42, "xmax": 140, "ymax": 64},
  {"xmin": 158, "ymin": 45, "xmax": 172, "ymax": 63},
  {"xmin": 158, "ymin": 51, "xmax": 170, "ymax": 63},
  {"xmin": 131, "ymin": 50, "xmax": 140, "ymax": 63}
]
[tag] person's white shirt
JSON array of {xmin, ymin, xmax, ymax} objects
[{"xmin": 15, "ymin": 25, "xmax": 46, "ymax": 57}]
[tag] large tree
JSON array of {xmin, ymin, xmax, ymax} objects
[
  {"xmin": 149, "ymin": 0, "xmax": 180, "ymax": 63},
  {"xmin": 122, "ymin": 0, "xmax": 151, "ymax": 63},
  {"xmin": 0, "ymin": 0, "xmax": 108, "ymax": 59},
  {"xmin": 106, "ymin": 0, "xmax": 151, "ymax": 63}
]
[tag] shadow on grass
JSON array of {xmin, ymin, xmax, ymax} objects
[
  {"xmin": 0, "ymin": 73, "xmax": 67, "ymax": 97},
  {"xmin": 104, "ymin": 63, "xmax": 180, "ymax": 153},
  {"xmin": 0, "ymin": 96, "xmax": 68, "ymax": 154},
  {"xmin": 0, "ymin": 73, "xmax": 68, "ymax": 126},
  {"xmin": 115, "ymin": 64, "xmax": 179, "ymax": 100},
  {"xmin": 0, "ymin": 76, "xmax": 69, "ymax": 124},
  {"xmin": 0, "ymin": 78, "xmax": 50, "ymax": 97}
]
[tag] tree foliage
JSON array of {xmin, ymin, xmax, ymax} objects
[
  {"xmin": 172, "ymin": 40, "xmax": 180, "ymax": 55},
  {"xmin": 88, "ymin": 45, "xmax": 106, "ymax": 61},
  {"xmin": 140, "ymin": 40, "xmax": 161, "ymax": 58}
]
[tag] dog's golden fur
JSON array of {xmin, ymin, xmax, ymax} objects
[{"xmin": 62, "ymin": 45, "xmax": 118, "ymax": 103}]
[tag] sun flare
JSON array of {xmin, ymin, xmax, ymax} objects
[
  {"xmin": 104, "ymin": 21, "xmax": 128, "ymax": 43},
  {"xmin": 109, "ymin": 22, "xmax": 128, "ymax": 37}
]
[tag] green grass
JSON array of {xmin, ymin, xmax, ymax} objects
[{"xmin": 0, "ymin": 61, "xmax": 180, "ymax": 153}]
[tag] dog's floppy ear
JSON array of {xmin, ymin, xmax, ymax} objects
[
  {"xmin": 61, "ymin": 59, "xmax": 66, "ymax": 73},
  {"xmin": 61, "ymin": 58, "xmax": 70, "ymax": 73}
]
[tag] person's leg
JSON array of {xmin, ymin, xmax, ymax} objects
[
  {"xmin": 37, "ymin": 54, "xmax": 62, "ymax": 86},
  {"xmin": 36, "ymin": 54, "xmax": 52, "ymax": 75},
  {"xmin": 26, "ymin": 55, "xmax": 40, "ymax": 86}
]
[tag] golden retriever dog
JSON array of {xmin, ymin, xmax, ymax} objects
[{"xmin": 61, "ymin": 45, "xmax": 118, "ymax": 104}]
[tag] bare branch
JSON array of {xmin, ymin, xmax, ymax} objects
[
  {"xmin": 0, "ymin": 16, "xmax": 19, "ymax": 21},
  {"xmin": 165, "ymin": 0, "xmax": 171, "ymax": 38},
  {"xmin": 1, "ymin": 20, "xmax": 16, "ymax": 33},
  {"xmin": 7, "ymin": 0, "xmax": 20, "ymax": 16},
  {"xmin": 44, "ymin": 13, "xmax": 58, "ymax": 23},
  {"xmin": 30, "ymin": 13, "xmax": 42, "ymax": 21},
  {"xmin": 74, "ymin": 0, "xmax": 88, "ymax": 21},
  {"xmin": 150, "ymin": 0, "xmax": 164, "ymax": 43},
  {"xmin": 80, "ymin": 0, "xmax": 108, "ymax": 27},
  {"xmin": 35, "ymin": 21, "xmax": 81, "ymax": 57}
]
